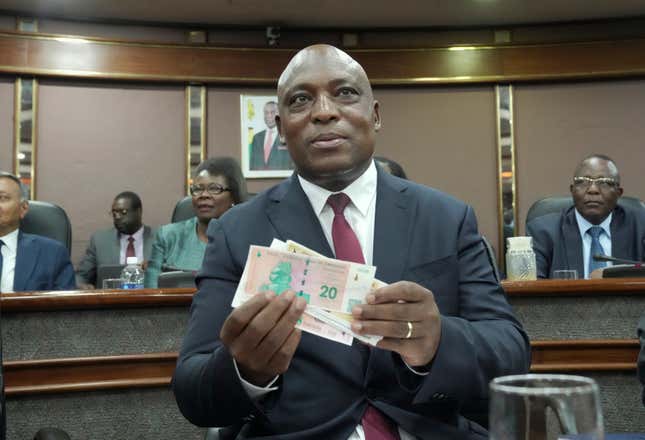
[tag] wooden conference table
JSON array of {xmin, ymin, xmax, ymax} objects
[{"xmin": 0, "ymin": 278, "xmax": 642, "ymax": 436}]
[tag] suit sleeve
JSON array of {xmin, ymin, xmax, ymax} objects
[
  {"xmin": 638, "ymin": 314, "xmax": 645, "ymax": 407},
  {"xmin": 144, "ymin": 228, "xmax": 166, "ymax": 288},
  {"xmin": 173, "ymin": 220, "xmax": 263, "ymax": 428},
  {"xmin": 395, "ymin": 206, "xmax": 530, "ymax": 408},
  {"xmin": 526, "ymin": 219, "xmax": 551, "ymax": 279},
  {"xmin": 53, "ymin": 245, "xmax": 77, "ymax": 290},
  {"xmin": 76, "ymin": 234, "xmax": 99, "ymax": 285}
]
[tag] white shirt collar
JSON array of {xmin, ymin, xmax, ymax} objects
[
  {"xmin": 0, "ymin": 228, "xmax": 19, "ymax": 253},
  {"xmin": 297, "ymin": 160, "xmax": 377, "ymax": 216},
  {"xmin": 574, "ymin": 209, "xmax": 612, "ymax": 238},
  {"xmin": 120, "ymin": 225, "xmax": 144, "ymax": 241}
]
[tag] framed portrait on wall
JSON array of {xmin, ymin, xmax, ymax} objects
[{"xmin": 240, "ymin": 94, "xmax": 294, "ymax": 178}]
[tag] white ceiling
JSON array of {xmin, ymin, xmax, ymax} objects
[{"xmin": 1, "ymin": 0, "xmax": 645, "ymax": 28}]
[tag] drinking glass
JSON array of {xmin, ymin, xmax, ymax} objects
[
  {"xmin": 490, "ymin": 374, "xmax": 604, "ymax": 440},
  {"xmin": 102, "ymin": 278, "xmax": 123, "ymax": 289},
  {"xmin": 553, "ymin": 270, "xmax": 578, "ymax": 280}
]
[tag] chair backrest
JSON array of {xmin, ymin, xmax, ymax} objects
[
  {"xmin": 526, "ymin": 195, "xmax": 645, "ymax": 226},
  {"xmin": 171, "ymin": 196, "xmax": 194, "ymax": 223},
  {"xmin": 158, "ymin": 271, "xmax": 196, "ymax": 288},
  {"xmin": 20, "ymin": 201, "xmax": 72, "ymax": 254}
]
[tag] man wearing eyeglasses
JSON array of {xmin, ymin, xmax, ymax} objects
[
  {"xmin": 76, "ymin": 191, "xmax": 153, "ymax": 289},
  {"xmin": 527, "ymin": 154, "xmax": 645, "ymax": 279}
]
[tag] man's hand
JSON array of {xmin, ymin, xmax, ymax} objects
[
  {"xmin": 351, "ymin": 281, "xmax": 441, "ymax": 367},
  {"xmin": 220, "ymin": 290, "xmax": 306, "ymax": 386}
]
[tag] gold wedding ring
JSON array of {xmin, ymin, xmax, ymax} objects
[{"xmin": 405, "ymin": 321, "xmax": 413, "ymax": 339}]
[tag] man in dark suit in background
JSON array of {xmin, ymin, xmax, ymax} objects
[
  {"xmin": 174, "ymin": 45, "xmax": 529, "ymax": 439},
  {"xmin": 249, "ymin": 101, "xmax": 292, "ymax": 171},
  {"xmin": 76, "ymin": 191, "xmax": 153, "ymax": 289},
  {"xmin": 527, "ymin": 154, "xmax": 645, "ymax": 279},
  {"xmin": 0, "ymin": 172, "xmax": 75, "ymax": 292}
]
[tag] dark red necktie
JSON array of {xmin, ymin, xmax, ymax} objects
[
  {"xmin": 326, "ymin": 193, "xmax": 400, "ymax": 440},
  {"xmin": 125, "ymin": 236, "xmax": 135, "ymax": 259}
]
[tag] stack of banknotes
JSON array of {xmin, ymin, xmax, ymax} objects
[{"xmin": 231, "ymin": 239, "xmax": 387, "ymax": 346}]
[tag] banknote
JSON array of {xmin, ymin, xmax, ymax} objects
[
  {"xmin": 233, "ymin": 245, "xmax": 376, "ymax": 314},
  {"xmin": 284, "ymin": 240, "xmax": 385, "ymax": 345},
  {"xmin": 232, "ymin": 240, "xmax": 355, "ymax": 345}
]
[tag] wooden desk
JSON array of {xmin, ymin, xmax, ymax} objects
[{"xmin": 1, "ymin": 285, "xmax": 642, "ymax": 434}]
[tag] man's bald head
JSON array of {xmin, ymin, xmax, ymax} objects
[
  {"xmin": 274, "ymin": 44, "xmax": 381, "ymax": 191},
  {"xmin": 277, "ymin": 45, "xmax": 374, "ymax": 105}
]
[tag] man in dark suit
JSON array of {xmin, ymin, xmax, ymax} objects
[
  {"xmin": 249, "ymin": 101, "xmax": 292, "ymax": 171},
  {"xmin": 527, "ymin": 154, "xmax": 645, "ymax": 279},
  {"xmin": 173, "ymin": 45, "xmax": 530, "ymax": 439},
  {"xmin": 76, "ymin": 191, "xmax": 153, "ymax": 289},
  {"xmin": 0, "ymin": 172, "xmax": 75, "ymax": 292}
]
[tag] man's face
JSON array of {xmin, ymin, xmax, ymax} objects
[
  {"xmin": 570, "ymin": 158, "xmax": 623, "ymax": 225},
  {"xmin": 111, "ymin": 197, "xmax": 142, "ymax": 235},
  {"xmin": 277, "ymin": 46, "xmax": 381, "ymax": 190},
  {"xmin": 263, "ymin": 103, "xmax": 278, "ymax": 129},
  {"xmin": 0, "ymin": 177, "xmax": 28, "ymax": 236}
]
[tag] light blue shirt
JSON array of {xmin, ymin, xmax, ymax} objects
[{"xmin": 574, "ymin": 209, "xmax": 612, "ymax": 279}]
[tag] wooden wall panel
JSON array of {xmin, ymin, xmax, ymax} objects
[{"xmin": 3, "ymin": 32, "xmax": 645, "ymax": 85}]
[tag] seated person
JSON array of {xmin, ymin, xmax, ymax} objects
[
  {"xmin": 0, "ymin": 172, "xmax": 75, "ymax": 292},
  {"xmin": 527, "ymin": 154, "xmax": 645, "ymax": 279},
  {"xmin": 374, "ymin": 155, "xmax": 408, "ymax": 179},
  {"xmin": 144, "ymin": 157, "xmax": 248, "ymax": 288},
  {"xmin": 173, "ymin": 45, "xmax": 529, "ymax": 439},
  {"xmin": 639, "ymin": 314, "xmax": 645, "ymax": 407},
  {"xmin": 76, "ymin": 191, "xmax": 153, "ymax": 289}
]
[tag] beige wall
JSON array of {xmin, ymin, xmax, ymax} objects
[
  {"xmin": 0, "ymin": 78, "xmax": 13, "ymax": 172},
  {"xmin": 37, "ymin": 81, "xmax": 185, "ymax": 264},
  {"xmin": 206, "ymin": 86, "xmax": 499, "ymax": 252},
  {"xmin": 375, "ymin": 87, "xmax": 499, "ymax": 251},
  {"xmin": 515, "ymin": 80, "xmax": 645, "ymax": 234}
]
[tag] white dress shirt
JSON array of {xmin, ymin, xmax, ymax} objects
[
  {"xmin": 118, "ymin": 226, "xmax": 145, "ymax": 264},
  {"xmin": 0, "ymin": 228, "xmax": 19, "ymax": 293},
  {"xmin": 236, "ymin": 161, "xmax": 419, "ymax": 440},
  {"xmin": 574, "ymin": 209, "xmax": 613, "ymax": 279}
]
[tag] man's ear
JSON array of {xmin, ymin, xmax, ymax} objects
[
  {"xmin": 373, "ymin": 101, "xmax": 381, "ymax": 131},
  {"xmin": 19, "ymin": 200, "xmax": 29, "ymax": 220},
  {"xmin": 617, "ymin": 186, "xmax": 624, "ymax": 197}
]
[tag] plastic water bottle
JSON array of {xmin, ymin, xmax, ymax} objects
[
  {"xmin": 121, "ymin": 257, "xmax": 144, "ymax": 289},
  {"xmin": 506, "ymin": 236, "xmax": 537, "ymax": 281}
]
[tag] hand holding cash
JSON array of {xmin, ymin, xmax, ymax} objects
[{"xmin": 230, "ymin": 238, "xmax": 442, "ymax": 368}]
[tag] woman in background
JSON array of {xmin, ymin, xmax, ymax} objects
[{"xmin": 144, "ymin": 157, "xmax": 247, "ymax": 287}]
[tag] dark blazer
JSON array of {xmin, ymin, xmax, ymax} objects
[
  {"xmin": 76, "ymin": 226, "xmax": 153, "ymax": 286},
  {"xmin": 526, "ymin": 205, "xmax": 645, "ymax": 278},
  {"xmin": 13, "ymin": 232, "xmax": 76, "ymax": 292},
  {"xmin": 638, "ymin": 314, "xmax": 645, "ymax": 407},
  {"xmin": 249, "ymin": 130, "xmax": 292, "ymax": 171},
  {"xmin": 173, "ymin": 169, "xmax": 530, "ymax": 439}
]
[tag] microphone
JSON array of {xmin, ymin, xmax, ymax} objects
[{"xmin": 592, "ymin": 254, "xmax": 643, "ymax": 267}]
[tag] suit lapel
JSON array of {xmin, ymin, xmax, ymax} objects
[
  {"xmin": 107, "ymin": 228, "xmax": 121, "ymax": 264},
  {"xmin": 562, "ymin": 208, "xmax": 584, "ymax": 276},
  {"xmin": 13, "ymin": 232, "xmax": 38, "ymax": 291},
  {"xmin": 372, "ymin": 170, "xmax": 411, "ymax": 283},
  {"xmin": 610, "ymin": 206, "xmax": 630, "ymax": 259},
  {"xmin": 265, "ymin": 176, "xmax": 334, "ymax": 259}
]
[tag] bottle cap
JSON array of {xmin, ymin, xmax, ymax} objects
[
  {"xmin": 506, "ymin": 236, "xmax": 533, "ymax": 250},
  {"xmin": 126, "ymin": 257, "xmax": 139, "ymax": 265}
]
